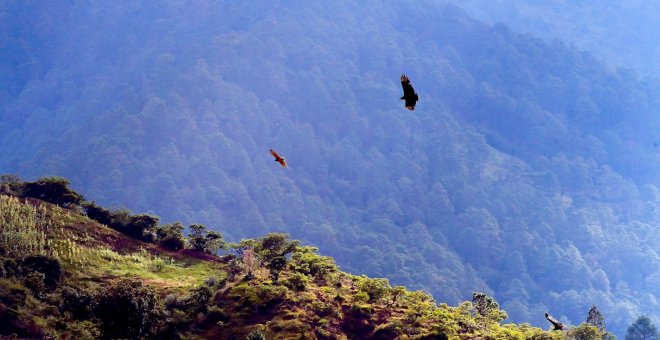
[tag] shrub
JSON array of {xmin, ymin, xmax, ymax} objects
[
  {"xmin": 289, "ymin": 246, "xmax": 338, "ymax": 281},
  {"xmin": 94, "ymin": 279, "xmax": 162, "ymax": 339},
  {"xmin": 188, "ymin": 285, "xmax": 213, "ymax": 314},
  {"xmin": 1, "ymin": 259, "xmax": 19, "ymax": 278},
  {"xmin": 63, "ymin": 320, "xmax": 101, "ymax": 340},
  {"xmin": 284, "ymin": 272, "xmax": 309, "ymax": 291},
  {"xmin": 357, "ymin": 276, "xmax": 390, "ymax": 303},
  {"xmin": 355, "ymin": 291, "xmax": 370, "ymax": 303},
  {"xmin": 23, "ymin": 271, "xmax": 46, "ymax": 298},
  {"xmin": 372, "ymin": 321, "xmax": 404, "ymax": 338},
  {"xmin": 206, "ymin": 306, "xmax": 230, "ymax": 325},
  {"xmin": 21, "ymin": 255, "xmax": 62, "ymax": 289},
  {"xmin": 0, "ymin": 278, "xmax": 28, "ymax": 310},
  {"xmin": 246, "ymin": 329, "xmax": 266, "ymax": 340},
  {"xmin": 60, "ymin": 286, "xmax": 95, "ymax": 320},
  {"xmin": 231, "ymin": 284, "xmax": 287, "ymax": 309}
]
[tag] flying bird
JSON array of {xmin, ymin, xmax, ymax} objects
[
  {"xmin": 270, "ymin": 149, "xmax": 287, "ymax": 167},
  {"xmin": 400, "ymin": 74, "xmax": 419, "ymax": 110},
  {"xmin": 545, "ymin": 312, "xmax": 566, "ymax": 331}
]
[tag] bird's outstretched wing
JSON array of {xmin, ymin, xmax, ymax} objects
[
  {"xmin": 545, "ymin": 312, "xmax": 565, "ymax": 331},
  {"xmin": 270, "ymin": 149, "xmax": 287, "ymax": 167}
]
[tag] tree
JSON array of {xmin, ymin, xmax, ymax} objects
[
  {"xmin": 626, "ymin": 316, "xmax": 658, "ymax": 340},
  {"xmin": 586, "ymin": 305, "xmax": 605, "ymax": 333},
  {"xmin": 127, "ymin": 214, "xmax": 159, "ymax": 242},
  {"xmin": 204, "ymin": 230, "xmax": 226, "ymax": 255},
  {"xmin": 188, "ymin": 224, "xmax": 208, "ymax": 252},
  {"xmin": 188, "ymin": 224, "xmax": 226, "ymax": 255},
  {"xmin": 242, "ymin": 248, "xmax": 259, "ymax": 280},
  {"xmin": 471, "ymin": 292, "xmax": 507, "ymax": 324},
  {"xmin": 157, "ymin": 222, "xmax": 186, "ymax": 250},
  {"xmin": 22, "ymin": 177, "xmax": 83, "ymax": 208},
  {"xmin": 254, "ymin": 233, "xmax": 300, "ymax": 263},
  {"xmin": 570, "ymin": 323, "xmax": 603, "ymax": 340},
  {"xmin": 252, "ymin": 233, "xmax": 299, "ymax": 282}
]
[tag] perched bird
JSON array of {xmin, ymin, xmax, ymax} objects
[
  {"xmin": 545, "ymin": 312, "xmax": 566, "ymax": 331},
  {"xmin": 270, "ymin": 149, "xmax": 287, "ymax": 167},
  {"xmin": 400, "ymin": 74, "xmax": 419, "ymax": 110}
]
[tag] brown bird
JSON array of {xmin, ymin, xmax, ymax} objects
[
  {"xmin": 545, "ymin": 312, "xmax": 566, "ymax": 331},
  {"xmin": 270, "ymin": 149, "xmax": 287, "ymax": 167}
]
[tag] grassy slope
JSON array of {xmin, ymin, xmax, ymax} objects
[{"xmin": 1, "ymin": 195, "xmax": 564, "ymax": 339}]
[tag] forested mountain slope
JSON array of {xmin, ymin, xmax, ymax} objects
[
  {"xmin": 445, "ymin": 0, "xmax": 660, "ymax": 76},
  {"xmin": 1, "ymin": 1, "xmax": 659, "ymax": 336}
]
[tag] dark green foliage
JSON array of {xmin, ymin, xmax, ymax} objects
[
  {"xmin": 472, "ymin": 292, "xmax": 499, "ymax": 317},
  {"xmin": 289, "ymin": 246, "xmax": 338, "ymax": 282},
  {"xmin": 387, "ymin": 286, "xmax": 406, "ymax": 307},
  {"xmin": 84, "ymin": 203, "xmax": 159, "ymax": 242},
  {"xmin": 570, "ymin": 323, "xmax": 603, "ymax": 340},
  {"xmin": 22, "ymin": 177, "xmax": 83, "ymax": 208},
  {"xmin": 231, "ymin": 283, "xmax": 287, "ymax": 310},
  {"xmin": 0, "ymin": 174, "xmax": 22, "ymax": 196},
  {"xmin": 586, "ymin": 305, "xmax": 605, "ymax": 333},
  {"xmin": 94, "ymin": 279, "xmax": 162, "ymax": 339},
  {"xmin": 267, "ymin": 256, "xmax": 286, "ymax": 282},
  {"xmin": 372, "ymin": 321, "xmax": 404, "ymax": 339},
  {"xmin": 626, "ymin": 316, "xmax": 658, "ymax": 340},
  {"xmin": 188, "ymin": 285, "xmax": 213, "ymax": 314},
  {"xmin": 471, "ymin": 292, "xmax": 507, "ymax": 323},
  {"xmin": 21, "ymin": 255, "xmax": 62, "ymax": 289},
  {"xmin": 0, "ymin": 278, "xmax": 44, "ymax": 338},
  {"xmin": 1, "ymin": 259, "xmax": 19, "ymax": 278},
  {"xmin": 188, "ymin": 224, "xmax": 226, "ymax": 255},
  {"xmin": 127, "ymin": 213, "xmax": 160, "ymax": 243},
  {"xmin": 357, "ymin": 276, "xmax": 390, "ymax": 303},
  {"xmin": 189, "ymin": 224, "xmax": 208, "ymax": 251},
  {"xmin": 60, "ymin": 286, "xmax": 94, "ymax": 320},
  {"xmin": 83, "ymin": 201, "xmax": 115, "ymax": 226},
  {"xmin": 23, "ymin": 271, "xmax": 46, "ymax": 298},
  {"xmin": 284, "ymin": 272, "xmax": 309, "ymax": 291},
  {"xmin": 205, "ymin": 306, "xmax": 230, "ymax": 325},
  {"xmin": 254, "ymin": 233, "xmax": 299, "ymax": 263},
  {"xmin": 158, "ymin": 222, "xmax": 186, "ymax": 250}
]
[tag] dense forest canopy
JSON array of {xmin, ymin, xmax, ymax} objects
[
  {"xmin": 446, "ymin": 0, "xmax": 660, "ymax": 76},
  {"xmin": 1, "ymin": 1, "xmax": 659, "ymax": 337}
]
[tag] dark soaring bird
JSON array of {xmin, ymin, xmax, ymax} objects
[
  {"xmin": 400, "ymin": 74, "xmax": 419, "ymax": 110},
  {"xmin": 545, "ymin": 312, "xmax": 566, "ymax": 331},
  {"xmin": 270, "ymin": 149, "xmax": 287, "ymax": 167}
]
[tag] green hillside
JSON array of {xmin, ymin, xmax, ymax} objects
[{"xmin": 0, "ymin": 177, "xmax": 611, "ymax": 339}]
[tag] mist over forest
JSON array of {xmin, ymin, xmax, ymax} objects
[
  {"xmin": 446, "ymin": 0, "xmax": 660, "ymax": 76},
  {"xmin": 1, "ymin": 1, "xmax": 659, "ymax": 337}
]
